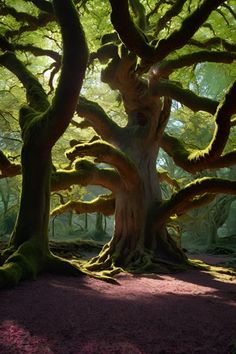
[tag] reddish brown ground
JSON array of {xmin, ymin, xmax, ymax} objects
[{"xmin": 0, "ymin": 256, "xmax": 236, "ymax": 354}]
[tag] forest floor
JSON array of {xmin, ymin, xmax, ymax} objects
[{"xmin": 0, "ymin": 245, "xmax": 236, "ymax": 354}]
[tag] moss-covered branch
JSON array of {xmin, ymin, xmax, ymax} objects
[
  {"xmin": 109, "ymin": 0, "xmax": 225, "ymax": 62},
  {"xmin": 0, "ymin": 51, "xmax": 49, "ymax": 112},
  {"xmin": 160, "ymin": 81, "xmax": 236, "ymax": 173},
  {"xmin": 76, "ymin": 97, "xmax": 122, "ymax": 144},
  {"xmin": 150, "ymin": 79, "xmax": 218, "ymax": 114},
  {"xmin": 47, "ymin": 0, "xmax": 88, "ymax": 146},
  {"xmin": 158, "ymin": 177, "xmax": 236, "ymax": 224},
  {"xmin": 51, "ymin": 194, "xmax": 115, "ymax": 217},
  {"xmin": 156, "ymin": 51, "xmax": 236, "ymax": 78},
  {"xmin": 51, "ymin": 158, "xmax": 121, "ymax": 193},
  {"xmin": 154, "ymin": 0, "xmax": 226, "ymax": 61},
  {"xmin": 66, "ymin": 141, "xmax": 140, "ymax": 190},
  {"xmin": 109, "ymin": 0, "xmax": 155, "ymax": 59},
  {"xmin": 188, "ymin": 80, "xmax": 235, "ymax": 160},
  {"xmin": 161, "ymin": 137, "xmax": 236, "ymax": 173}
]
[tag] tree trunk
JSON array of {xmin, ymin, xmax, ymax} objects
[
  {"xmin": 0, "ymin": 142, "xmax": 84, "ymax": 287},
  {"xmin": 10, "ymin": 143, "xmax": 51, "ymax": 252},
  {"xmin": 86, "ymin": 145, "xmax": 188, "ymax": 274}
]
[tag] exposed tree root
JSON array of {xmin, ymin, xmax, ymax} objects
[
  {"xmin": 83, "ymin": 245, "xmax": 190, "ymax": 278},
  {"xmin": 188, "ymin": 259, "xmax": 236, "ymax": 281},
  {"xmin": 0, "ymin": 240, "xmax": 118, "ymax": 289}
]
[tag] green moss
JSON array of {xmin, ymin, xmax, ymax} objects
[{"xmin": 0, "ymin": 262, "xmax": 23, "ymax": 288}]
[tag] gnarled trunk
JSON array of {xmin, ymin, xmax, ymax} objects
[{"xmin": 87, "ymin": 143, "xmax": 188, "ymax": 274}]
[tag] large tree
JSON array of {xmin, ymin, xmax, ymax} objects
[
  {"xmin": 0, "ymin": 0, "xmax": 89, "ymax": 287},
  {"xmin": 0, "ymin": 0, "xmax": 236, "ymax": 285}
]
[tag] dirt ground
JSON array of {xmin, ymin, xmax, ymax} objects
[{"xmin": 0, "ymin": 256, "xmax": 236, "ymax": 354}]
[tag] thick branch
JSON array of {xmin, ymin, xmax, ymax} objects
[
  {"xmin": 109, "ymin": 0, "xmax": 225, "ymax": 63},
  {"xmin": 51, "ymin": 158, "xmax": 121, "ymax": 193},
  {"xmin": 189, "ymin": 37, "xmax": 236, "ymax": 52},
  {"xmin": 187, "ymin": 80, "xmax": 236, "ymax": 162},
  {"xmin": 156, "ymin": 51, "xmax": 236, "ymax": 78},
  {"xmin": 47, "ymin": 0, "xmax": 89, "ymax": 146},
  {"xmin": 154, "ymin": 0, "xmax": 226, "ymax": 61},
  {"xmin": 161, "ymin": 137, "xmax": 236, "ymax": 174},
  {"xmin": 66, "ymin": 141, "xmax": 140, "ymax": 190},
  {"xmin": 159, "ymin": 177, "xmax": 236, "ymax": 223},
  {"xmin": 76, "ymin": 97, "xmax": 122, "ymax": 144},
  {"xmin": 51, "ymin": 195, "xmax": 115, "ymax": 217},
  {"xmin": 109, "ymin": 0, "xmax": 155, "ymax": 59},
  {"xmin": 0, "ymin": 51, "xmax": 49, "ymax": 112},
  {"xmin": 150, "ymin": 79, "xmax": 218, "ymax": 114}
]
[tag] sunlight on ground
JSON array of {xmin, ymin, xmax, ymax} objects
[{"xmin": 0, "ymin": 320, "xmax": 53, "ymax": 353}]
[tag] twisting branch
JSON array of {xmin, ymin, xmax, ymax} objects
[
  {"xmin": 66, "ymin": 141, "xmax": 140, "ymax": 190},
  {"xmin": 51, "ymin": 158, "xmax": 121, "ymax": 193},
  {"xmin": 158, "ymin": 177, "xmax": 236, "ymax": 224},
  {"xmin": 154, "ymin": 0, "xmax": 226, "ymax": 61},
  {"xmin": 109, "ymin": 0, "xmax": 225, "ymax": 63},
  {"xmin": 0, "ymin": 51, "xmax": 49, "ymax": 112},
  {"xmin": 149, "ymin": 79, "xmax": 218, "ymax": 114},
  {"xmin": 155, "ymin": 0, "xmax": 187, "ymax": 35},
  {"xmin": 161, "ymin": 133, "xmax": 236, "ymax": 173},
  {"xmin": 187, "ymin": 80, "xmax": 236, "ymax": 162},
  {"xmin": 51, "ymin": 195, "xmax": 115, "ymax": 217},
  {"xmin": 47, "ymin": 0, "xmax": 89, "ymax": 146},
  {"xmin": 15, "ymin": 43, "xmax": 61, "ymax": 63},
  {"xmin": 76, "ymin": 97, "xmax": 122, "ymax": 144},
  {"xmin": 109, "ymin": 0, "xmax": 155, "ymax": 59},
  {"xmin": 189, "ymin": 37, "xmax": 236, "ymax": 52},
  {"xmin": 155, "ymin": 51, "xmax": 236, "ymax": 78}
]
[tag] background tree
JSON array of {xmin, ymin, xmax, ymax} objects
[{"xmin": 0, "ymin": 0, "xmax": 236, "ymax": 284}]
